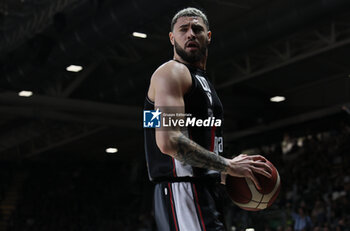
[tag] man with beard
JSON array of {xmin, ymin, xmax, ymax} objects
[{"xmin": 144, "ymin": 7, "xmax": 272, "ymax": 231}]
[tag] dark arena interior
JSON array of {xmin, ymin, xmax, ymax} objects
[{"xmin": 1, "ymin": 0, "xmax": 350, "ymax": 230}]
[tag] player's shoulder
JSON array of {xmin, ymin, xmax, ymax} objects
[
  {"xmin": 151, "ymin": 60, "xmax": 191, "ymax": 84},
  {"xmin": 148, "ymin": 61, "xmax": 192, "ymax": 100}
]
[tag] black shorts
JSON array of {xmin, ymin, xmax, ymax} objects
[{"xmin": 153, "ymin": 181, "xmax": 226, "ymax": 231}]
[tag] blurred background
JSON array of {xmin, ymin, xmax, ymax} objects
[{"xmin": 0, "ymin": 0, "xmax": 350, "ymax": 230}]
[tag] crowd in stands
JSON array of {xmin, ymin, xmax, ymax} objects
[
  {"xmin": 0, "ymin": 119, "xmax": 349, "ymax": 230},
  {"xmin": 0, "ymin": 162, "xmax": 14, "ymax": 220},
  {"xmin": 278, "ymin": 121, "xmax": 350, "ymax": 231},
  {"xmin": 4, "ymin": 160, "xmax": 155, "ymax": 231},
  {"xmin": 226, "ymin": 119, "xmax": 350, "ymax": 231}
]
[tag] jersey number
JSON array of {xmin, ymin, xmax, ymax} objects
[{"xmin": 213, "ymin": 137, "xmax": 223, "ymax": 154}]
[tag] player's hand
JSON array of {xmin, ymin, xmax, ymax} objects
[{"xmin": 225, "ymin": 154, "xmax": 272, "ymax": 190}]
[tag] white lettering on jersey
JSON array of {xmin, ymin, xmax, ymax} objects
[
  {"xmin": 195, "ymin": 75, "xmax": 212, "ymax": 105},
  {"xmin": 213, "ymin": 136, "xmax": 223, "ymax": 155},
  {"xmin": 207, "ymin": 136, "xmax": 224, "ymax": 175}
]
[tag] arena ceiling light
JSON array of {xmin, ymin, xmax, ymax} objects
[
  {"xmin": 132, "ymin": 32, "xmax": 147, "ymax": 38},
  {"xmin": 270, "ymin": 96, "xmax": 286, "ymax": 103},
  {"xmin": 18, "ymin": 90, "xmax": 33, "ymax": 97},
  {"xmin": 105, "ymin": 148, "xmax": 118, "ymax": 154},
  {"xmin": 66, "ymin": 65, "xmax": 83, "ymax": 72}
]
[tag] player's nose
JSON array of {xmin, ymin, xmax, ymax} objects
[{"xmin": 186, "ymin": 28, "xmax": 196, "ymax": 39}]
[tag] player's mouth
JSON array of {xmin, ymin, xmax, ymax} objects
[{"xmin": 186, "ymin": 41, "xmax": 199, "ymax": 50}]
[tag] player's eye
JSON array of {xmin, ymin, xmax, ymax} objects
[{"xmin": 192, "ymin": 26, "xmax": 204, "ymax": 33}]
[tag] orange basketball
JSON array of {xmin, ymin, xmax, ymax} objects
[{"xmin": 226, "ymin": 159, "xmax": 281, "ymax": 211}]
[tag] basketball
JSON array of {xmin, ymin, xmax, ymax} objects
[{"xmin": 226, "ymin": 159, "xmax": 281, "ymax": 211}]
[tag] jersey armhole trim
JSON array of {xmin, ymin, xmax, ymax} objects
[{"xmin": 146, "ymin": 95, "xmax": 155, "ymax": 105}]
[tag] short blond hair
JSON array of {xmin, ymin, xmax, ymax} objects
[{"xmin": 171, "ymin": 7, "xmax": 209, "ymax": 31}]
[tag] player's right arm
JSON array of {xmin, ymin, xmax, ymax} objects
[{"xmin": 148, "ymin": 61, "xmax": 271, "ymax": 189}]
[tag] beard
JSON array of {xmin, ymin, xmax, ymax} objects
[{"xmin": 174, "ymin": 39, "xmax": 207, "ymax": 64}]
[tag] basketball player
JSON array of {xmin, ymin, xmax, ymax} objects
[{"xmin": 144, "ymin": 7, "xmax": 272, "ymax": 231}]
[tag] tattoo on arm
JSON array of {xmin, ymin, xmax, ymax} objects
[{"xmin": 172, "ymin": 133, "xmax": 228, "ymax": 172}]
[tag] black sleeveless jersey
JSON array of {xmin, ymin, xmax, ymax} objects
[{"xmin": 144, "ymin": 61, "xmax": 224, "ymax": 182}]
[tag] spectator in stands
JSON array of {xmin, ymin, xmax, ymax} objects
[
  {"xmin": 292, "ymin": 207, "xmax": 313, "ymax": 231},
  {"xmin": 311, "ymin": 199, "xmax": 326, "ymax": 225}
]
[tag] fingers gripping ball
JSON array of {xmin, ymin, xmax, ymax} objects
[{"xmin": 226, "ymin": 159, "xmax": 281, "ymax": 211}]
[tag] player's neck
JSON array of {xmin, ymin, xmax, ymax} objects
[{"xmin": 173, "ymin": 54, "xmax": 207, "ymax": 71}]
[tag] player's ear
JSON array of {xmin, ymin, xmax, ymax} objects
[
  {"xmin": 169, "ymin": 32, "xmax": 174, "ymax": 45},
  {"xmin": 207, "ymin": 31, "xmax": 212, "ymax": 44}
]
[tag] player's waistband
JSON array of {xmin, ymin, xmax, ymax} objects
[{"xmin": 152, "ymin": 175, "xmax": 220, "ymax": 184}]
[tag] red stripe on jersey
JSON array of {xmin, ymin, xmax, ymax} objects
[
  {"xmin": 209, "ymin": 126, "xmax": 216, "ymax": 152},
  {"xmin": 192, "ymin": 184, "xmax": 207, "ymax": 231},
  {"xmin": 168, "ymin": 183, "xmax": 179, "ymax": 231}
]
